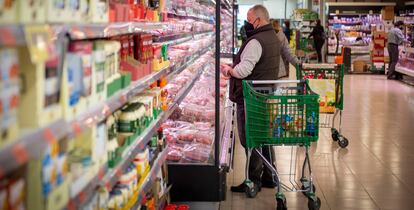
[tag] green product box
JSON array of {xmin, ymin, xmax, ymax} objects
[{"xmin": 121, "ymin": 72, "xmax": 132, "ymax": 88}]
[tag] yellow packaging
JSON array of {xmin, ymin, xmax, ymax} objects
[
  {"xmin": 0, "ymin": 1, "xmax": 18, "ymax": 23},
  {"xmin": 17, "ymin": 0, "xmax": 46, "ymax": 23},
  {"xmin": 45, "ymin": 179, "xmax": 69, "ymax": 210}
]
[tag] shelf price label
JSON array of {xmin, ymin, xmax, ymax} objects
[
  {"xmin": 119, "ymin": 94, "xmax": 128, "ymax": 104},
  {"xmin": 12, "ymin": 143, "xmax": 28, "ymax": 164},
  {"xmin": 78, "ymin": 191, "xmax": 87, "ymax": 203},
  {"xmin": 0, "ymin": 27, "xmax": 16, "ymax": 46},
  {"xmin": 43, "ymin": 128, "xmax": 57, "ymax": 145},
  {"xmin": 72, "ymin": 121, "xmax": 82, "ymax": 137},
  {"xmin": 67, "ymin": 200, "xmax": 76, "ymax": 210}
]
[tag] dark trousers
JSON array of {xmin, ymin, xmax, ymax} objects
[
  {"xmin": 237, "ymin": 103, "xmax": 275, "ymax": 184},
  {"xmin": 388, "ymin": 44, "xmax": 402, "ymax": 78},
  {"xmin": 314, "ymin": 40, "xmax": 324, "ymax": 63}
]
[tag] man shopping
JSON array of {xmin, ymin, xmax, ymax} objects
[{"xmin": 221, "ymin": 4, "xmax": 281, "ymax": 194}]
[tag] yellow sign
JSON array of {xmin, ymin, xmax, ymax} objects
[
  {"xmin": 308, "ymin": 79, "xmax": 336, "ymax": 113},
  {"xmin": 24, "ymin": 25, "xmax": 52, "ymax": 63}
]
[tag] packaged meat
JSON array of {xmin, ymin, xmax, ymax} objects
[
  {"xmin": 194, "ymin": 122, "xmax": 212, "ymax": 130},
  {"xmin": 167, "ymin": 145, "xmax": 183, "ymax": 162},
  {"xmin": 176, "ymin": 129, "xmax": 197, "ymax": 142},
  {"xmin": 182, "ymin": 143, "xmax": 212, "ymax": 163},
  {"xmin": 194, "ymin": 130, "xmax": 214, "ymax": 145}
]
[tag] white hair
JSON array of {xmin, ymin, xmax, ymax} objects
[{"xmin": 249, "ymin": 5, "xmax": 270, "ymax": 22}]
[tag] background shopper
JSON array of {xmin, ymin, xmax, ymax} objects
[
  {"xmin": 387, "ymin": 21, "xmax": 408, "ymax": 80},
  {"xmin": 308, "ymin": 19, "xmax": 325, "ymax": 63},
  {"xmin": 283, "ymin": 20, "xmax": 291, "ymax": 42},
  {"xmin": 272, "ymin": 19, "xmax": 300, "ymax": 78}
]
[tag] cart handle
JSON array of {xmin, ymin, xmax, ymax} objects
[{"xmin": 250, "ymin": 80, "xmax": 302, "ymax": 84}]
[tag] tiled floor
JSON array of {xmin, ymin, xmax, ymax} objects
[{"xmin": 220, "ymin": 70, "xmax": 414, "ymax": 210}]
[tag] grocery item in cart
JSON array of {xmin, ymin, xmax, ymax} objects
[{"xmin": 307, "ymin": 79, "xmax": 336, "ymax": 113}]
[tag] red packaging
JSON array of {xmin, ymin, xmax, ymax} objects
[{"xmin": 109, "ymin": 0, "xmax": 130, "ymax": 22}]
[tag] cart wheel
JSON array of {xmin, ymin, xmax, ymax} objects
[
  {"xmin": 301, "ymin": 184, "xmax": 316, "ymax": 196},
  {"xmin": 331, "ymin": 133, "xmax": 339, "ymax": 141},
  {"xmin": 331, "ymin": 129, "xmax": 339, "ymax": 141},
  {"xmin": 338, "ymin": 137, "xmax": 349, "ymax": 148},
  {"xmin": 245, "ymin": 183, "xmax": 259, "ymax": 198},
  {"xmin": 308, "ymin": 197, "xmax": 321, "ymax": 210},
  {"xmin": 276, "ymin": 198, "xmax": 287, "ymax": 210}
]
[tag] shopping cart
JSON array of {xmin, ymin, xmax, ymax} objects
[
  {"xmin": 296, "ymin": 63, "xmax": 349, "ymax": 148},
  {"xmin": 241, "ymin": 80, "xmax": 321, "ymax": 210}
]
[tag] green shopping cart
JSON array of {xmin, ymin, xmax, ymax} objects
[
  {"xmin": 241, "ymin": 80, "xmax": 321, "ymax": 210},
  {"xmin": 296, "ymin": 63, "xmax": 349, "ymax": 148}
]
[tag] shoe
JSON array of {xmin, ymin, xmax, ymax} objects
[
  {"xmin": 230, "ymin": 183, "xmax": 247, "ymax": 193},
  {"xmin": 231, "ymin": 182, "xmax": 262, "ymax": 192}
]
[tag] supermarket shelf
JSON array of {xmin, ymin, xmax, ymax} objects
[
  {"xmin": 154, "ymin": 31, "xmax": 214, "ymax": 46},
  {"xmin": 167, "ymin": 13, "xmax": 211, "ymax": 23},
  {"xmin": 67, "ymin": 63, "xmax": 172, "ymax": 140},
  {"xmin": 0, "ymin": 42, "xmax": 211, "ymax": 179},
  {"xmin": 0, "ymin": 22, "xmax": 212, "ymax": 46},
  {"xmin": 326, "ymin": 2, "xmax": 396, "ymax": 7},
  {"xmin": 329, "ymin": 22, "xmax": 362, "ymax": 25},
  {"xmin": 334, "ymin": 29, "xmax": 372, "ymax": 33},
  {"xmin": 0, "ymin": 119, "xmax": 68, "ymax": 178},
  {"xmin": 0, "ymin": 25, "xmax": 26, "ymax": 46},
  {"xmin": 0, "ymin": 22, "xmax": 164, "ymax": 46},
  {"xmin": 396, "ymin": 66, "xmax": 414, "ymax": 77},
  {"xmin": 407, "ymin": 1, "xmax": 414, "ymax": 6},
  {"xmin": 329, "ymin": 13, "xmax": 379, "ymax": 16},
  {"xmin": 129, "ymin": 149, "xmax": 168, "ymax": 210},
  {"xmin": 67, "ymin": 53, "xmax": 208, "ymax": 210},
  {"xmin": 328, "ymin": 44, "xmax": 370, "ymax": 47},
  {"xmin": 63, "ymin": 22, "xmax": 168, "ymax": 40},
  {"xmin": 328, "ymin": 52, "xmax": 370, "ymax": 55}
]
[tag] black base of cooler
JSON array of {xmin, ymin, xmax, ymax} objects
[{"xmin": 168, "ymin": 164, "xmax": 227, "ymax": 202}]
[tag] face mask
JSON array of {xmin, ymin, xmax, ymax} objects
[
  {"xmin": 246, "ymin": 18, "xmax": 259, "ymax": 30},
  {"xmin": 244, "ymin": 20, "xmax": 254, "ymax": 32}
]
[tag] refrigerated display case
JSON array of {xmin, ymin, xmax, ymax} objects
[{"xmin": 166, "ymin": 0, "xmax": 236, "ymax": 202}]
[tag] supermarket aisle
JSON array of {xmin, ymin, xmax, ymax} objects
[{"xmin": 220, "ymin": 72, "xmax": 414, "ymax": 210}]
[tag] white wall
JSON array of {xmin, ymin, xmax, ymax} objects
[
  {"xmin": 263, "ymin": 0, "xmax": 297, "ymax": 19},
  {"xmin": 238, "ymin": 0, "xmax": 298, "ymax": 20}
]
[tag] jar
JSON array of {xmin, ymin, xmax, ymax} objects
[{"xmin": 133, "ymin": 148, "xmax": 149, "ymax": 176}]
